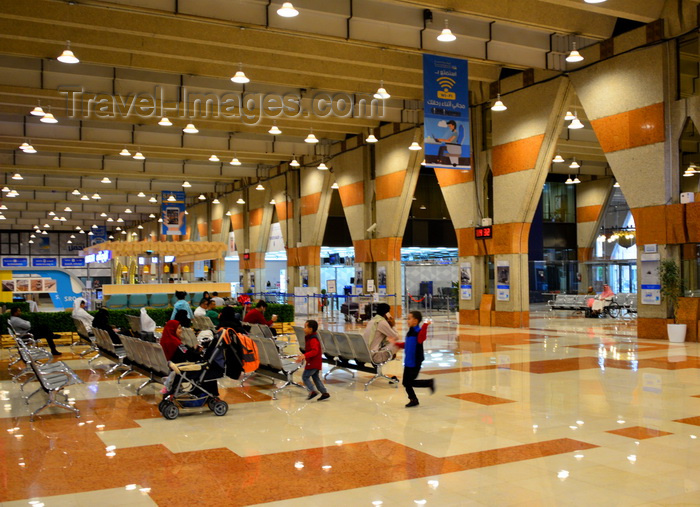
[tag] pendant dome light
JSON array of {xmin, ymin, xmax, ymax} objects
[
  {"xmin": 277, "ymin": 2, "xmax": 299, "ymax": 17},
  {"xmin": 236, "ymin": 197, "xmax": 246, "ymax": 204},
  {"xmin": 30, "ymin": 102, "xmax": 45, "ymax": 116},
  {"xmin": 231, "ymin": 63, "xmax": 250, "ymax": 84},
  {"xmin": 365, "ymin": 129, "xmax": 378, "ymax": 143},
  {"xmin": 230, "ymin": 156, "xmax": 242, "ymax": 166},
  {"xmin": 305, "ymin": 129, "xmax": 319, "ymax": 143},
  {"xmin": 317, "ymin": 162, "xmax": 329, "ymax": 170},
  {"xmin": 491, "ymin": 94, "xmax": 507, "ymax": 111},
  {"xmin": 408, "ymin": 141, "xmax": 422, "ymax": 151},
  {"xmin": 268, "ymin": 123, "xmax": 282, "ymax": 135},
  {"xmin": 209, "ymin": 154, "xmax": 220, "ymax": 162},
  {"xmin": 565, "ymin": 175, "xmax": 574, "ymax": 185},
  {"xmin": 183, "ymin": 123, "xmax": 199, "ymax": 134},
  {"xmin": 57, "ymin": 41, "xmax": 79, "ymax": 64},
  {"xmin": 566, "ymin": 42, "xmax": 584, "ymax": 63},
  {"xmin": 120, "ymin": 147, "xmax": 131, "ymax": 156},
  {"xmin": 569, "ymin": 159, "xmax": 580, "ymax": 169},
  {"xmin": 374, "ymin": 81, "xmax": 390, "ymax": 100},
  {"xmin": 437, "ymin": 20, "xmax": 456, "ymax": 42},
  {"xmin": 564, "ymin": 111, "xmax": 576, "ymax": 120},
  {"xmin": 552, "ymin": 154, "xmax": 565, "ymax": 163},
  {"xmin": 158, "ymin": 117, "xmax": 172, "ymax": 126},
  {"xmin": 290, "ymin": 157, "xmax": 300, "ymax": 167},
  {"xmin": 40, "ymin": 107, "xmax": 58, "ymax": 124},
  {"xmin": 568, "ymin": 114, "xmax": 584, "ymax": 129}
]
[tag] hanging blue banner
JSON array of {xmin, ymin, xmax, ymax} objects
[
  {"xmin": 161, "ymin": 191, "xmax": 186, "ymax": 235},
  {"xmin": 422, "ymin": 54, "xmax": 470, "ymax": 170},
  {"xmin": 90, "ymin": 225, "xmax": 107, "ymax": 246}
]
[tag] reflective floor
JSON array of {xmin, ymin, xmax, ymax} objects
[{"xmin": 2, "ymin": 311, "xmax": 700, "ymax": 506}]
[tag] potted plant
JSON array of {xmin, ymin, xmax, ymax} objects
[{"xmin": 659, "ymin": 259, "xmax": 686, "ymax": 342}]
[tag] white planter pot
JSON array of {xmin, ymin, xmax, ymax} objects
[{"xmin": 667, "ymin": 323, "xmax": 687, "ymax": 343}]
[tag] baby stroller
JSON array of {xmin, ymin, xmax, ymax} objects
[{"xmin": 158, "ymin": 329, "xmax": 244, "ymax": 420}]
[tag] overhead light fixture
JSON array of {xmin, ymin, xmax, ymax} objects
[
  {"xmin": 236, "ymin": 197, "xmax": 245, "ymax": 204},
  {"xmin": 569, "ymin": 159, "xmax": 580, "ymax": 169},
  {"xmin": 613, "ymin": 180, "xmax": 620, "ymax": 187},
  {"xmin": 108, "ymin": 234, "xmax": 114, "ymax": 239},
  {"xmin": 41, "ymin": 230, "xmax": 48, "ymax": 235},
  {"xmin": 57, "ymin": 40, "xmax": 79, "ymax": 64},
  {"xmin": 305, "ymin": 130, "xmax": 319, "ymax": 143},
  {"xmin": 331, "ymin": 182, "xmax": 339, "ymax": 189},
  {"xmin": 437, "ymin": 19, "xmax": 456, "ymax": 42},
  {"xmin": 19, "ymin": 141, "xmax": 30, "ymax": 150},
  {"xmin": 44, "ymin": 223, "xmax": 50, "ymax": 228},
  {"xmin": 91, "ymin": 193, "xmax": 101, "ymax": 200},
  {"xmin": 59, "ymin": 216, "xmax": 67, "ymax": 221},
  {"xmin": 157, "ymin": 218, "xmax": 163, "ymax": 223},
  {"xmin": 209, "ymin": 154, "xmax": 220, "ymax": 162},
  {"xmin": 30, "ymin": 103, "xmax": 45, "ymax": 116},
  {"xmin": 65, "ymin": 206, "xmax": 72, "ymax": 212},
  {"xmin": 365, "ymin": 130, "xmax": 378, "ymax": 143},
  {"xmin": 231, "ymin": 63, "xmax": 250, "ymax": 84},
  {"xmin": 573, "ymin": 175, "xmax": 581, "ymax": 184},
  {"xmin": 137, "ymin": 191, "xmax": 146, "ymax": 197},
  {"xmin": 167, "ymin": 194, "xmax": 176, "ymax": 202},
  {"xmin": 115, "ymin": 226, "xmax": 122, "ymax": 231},
  {"xmin": 7, "ymin": 190, "xmax": 18, "ymax": 197},
  {"xmin": 149, "ymin": 196, "xmax": 157, "ymax": 203},
  {"xmin": 552, "ymin": 154, "xmax": 565, "ymax": 163},
  {"xmin": 419, "ymin": 204, "xmax": 427, "ymax": 210},
  {"xmin": 121, "ymin": 230, "xmax": 127, "ymax": 235},
  {"xmin": 277, "ymin": 2, "xmax": 299, "ymax": 17},
  {"xmin": 212, "ymin": 198, "xmax": 221, "ymax": 204},
  {"xmin": 11, "ymin": 173, "xmax": 23, "ymax": 180},
  {"xmin": 133, "ymin": 151, "xmax": 145, "ymax": 160},
  {"xmin": 117, "ymin": 217, "xmax": 124, "ymax": 223},
  {"xmin": 101, "ymin": 177, "xmax": 111, "ymax": 184},
  {"xmin": 66, "ymin": 239, "xmax": 72, "ymax": 244},
  {"xmin": 1, "ymin": 186, "xmax": 9, "ymax": 192},
  {"xmin": 81, "ymin": 194, "xmax": 89, "ymax": 200},
  {"xmin": 568, "ymin": 114, "xmax": 584, "ymax": 129},
  {"xmin": 566, "ymin": 42, "xmax": 584, "ymax": 63},
  {"xmin": 184, "ymin": 210, "xmax": 188, "ymax": 215},
  {"xmin": 268, "ymin": 123, "xmax": 282, "ymax": 135},
  {"xmin": 158, "ymin": 117, "xmax": 172, "ymax": 126},
  {"xmin": 225, "ymin": 210, "xmax": 232, "ymax": 216},
  {"xmin": 183, "ymin": 123, "xmax": 198, "ymax": 134},
  {"xmin": 683, "ymin": 170, "xmax": 694, "ymax": 177},
  {"xmin": 107, "ymin": 217, "xmax": 114, "ymax": 222},
  {"xmin": 120, "ymin": 148, "xmax": 131, "ymax": 156},
  {"xmin": 317, "ymin": 162, "xmax": 329, "ymax": 170},
  {"xmin": 373, "ymin": 81, "xmax": 390, "ymax": 100},
  {"xmin": 491, "ymin": 94, "xmax": 507, "ymax": 111},
  {"xmin": 0, "ymin": 204, "xmax": 6, "ymax": 210},
  {"xmin": 48, "ymin": 211, "xmax": 56, "ymax": 216},
  {"xmin": 584, "ymin": 0, "xmax": 607, "ymax": 4},
  {"xmin": 137, "ymin": 224, "xmax": 143, "ymax": 229},
  {"xmin": 255, "ymin": 183, "xmax": 265, "ymax": 190},
  {"xmin": 28, "ymin": 239, "xmax": 33, "ymax": 243},
  {"xmin": 565, "ymin": 175, "xmax": 574, "ymax": 185},
  {"xmin": 52, "ymin": 216, "xmax": 60, "ymax": 221},
  {"xmin": 290, "ymin": 157, "xmax": 300, "ymax": 167},
  {"xmin": 72, "ymin": 188, "xmax": 81, "ymax": 195},
  {"xmin": 230, "ymin": 156, "xmax": 242, "ymax": 166},
  {"xmin": 91, "ymin": 224, "xmax": 98, "ymax": 229},
  {"xmin": 408, "ymin": 141, "xmax": 422, "ymax": 151},
  {"xmin": 198, "ymin": 194, "xmax": 206, "ymax": 200},
  {"xmin": 182, "ymin": 181, "xmax": 192, "ymax": 188},
  {"xmin": 40, "ymin": 110, "xmax": 58, "ymax": 124},
  {"xmin": 149, "ymin": 213, "xmax": 156, "ymax": 218},
  {"xmin": 69, "ymin": 234, "xmax": 75, "ymax": 239},
  {"xmin": 125, "ymin": 208, "xmax": 133, "ymax": 214},
  {"xmin": 22, "ymin": 143, "xmax": 37, "ymax": 153},
  {"xmin": 564, "ymin": 111, "xmax": 576, "ymax": 120},
  {"xmin": 270, "ymin": 199, "xmax": 276, "ymax": 205}
]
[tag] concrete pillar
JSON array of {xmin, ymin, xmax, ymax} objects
[{"xmin": 570, "ymin": 43, "xmax": 677, "ymax": 338}]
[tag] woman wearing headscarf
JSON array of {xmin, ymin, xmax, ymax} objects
[
  {"xmin": 139, "ymin": 307, "xmax": 158, "ymax": 341},
  {"xmin": 173, "ymin": 309, "xmax": 192, "ymax": 329},
  {"xmin": 218, "ymin": 306, "xmax": 247, "ymax": 334},
  {"xmin": 92, "ymin": 308, "xmax": 122, "ymax": 344},
  {"xmin": 363, "ymin": 303, "xmax": 399, "ymax": 364},
  {"xmin": 72, "ymin": 297, "xmax": 94, "ymax": 333}
]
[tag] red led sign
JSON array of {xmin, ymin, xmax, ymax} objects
[{"xmin": 475, "ymin": 226, "xmax": 493, "ymax": 239}]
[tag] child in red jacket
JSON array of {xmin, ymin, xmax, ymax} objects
[{"xmin": 295, "ymin": 320, "xmax": 330, "ymax": 401}]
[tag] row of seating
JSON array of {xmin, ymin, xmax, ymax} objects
[
  {"xmin": 547, "ymin": 294, "xmax": 594, "ymax": 312},
  {"xmin": 547, "ymin": 293, "xmax": 638, "ymax": 318},
  {"xmin": 9, "ymin": 332, "xmax": 82, "ymax": 421},
  {"xmin": 293, "ymin": 326, "xmax": 399, "ymax": 390},
  {"xmin": 104, "ymin": 291, "xmax": 210, "ymax": 310}
]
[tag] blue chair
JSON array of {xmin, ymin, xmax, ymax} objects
[
  {"xmin": 128, "ymin": 294, "xmax": 148, "ymax": 309},
  {"xmin": 150, "ymin": 293, "xmax": 169, "ymax": 309},
  {"xmin": 105, "ymin": 294, "xmax": 128, "ymax": 309},
  {"xmin": 170, "ymin": 295, "xmax": 179, "ymax": 306},
  {"xmin": 190, "ymin": 292, "xmax": 204, "ymax": 305}
]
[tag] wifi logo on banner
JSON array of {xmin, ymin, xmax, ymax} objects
[{"xmin": 437, "ymin": 77, "xmax": 456, "ymax": 99}]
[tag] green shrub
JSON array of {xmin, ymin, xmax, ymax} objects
[
  {"xmin": 4, "ymin": 302, "xmax": 30, "ymax": 313},
  {"xmin": 0, "ymin": 304, "xmax": 294, "ymax": 334}
]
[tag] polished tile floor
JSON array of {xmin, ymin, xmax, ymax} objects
[{"xmin": 2, "ymin": 310, "xmax": 700, "ymax": 506}]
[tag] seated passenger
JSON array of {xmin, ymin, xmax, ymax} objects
[
  {"xmin": 92, "ymin": 307, "xmax": 122, "ymax": 344},
  {"xmin": 194, "ymin": 298, "xmax": 208, "ymax": 318},
  {"xmin": 206, "ymin": 299, "xmax": 220, "ymax": 326},
  {"xmin": 72, "ymin": 297, "xmax": 94, "ymax": 333},
  {"xmin": 587, "ymin": 284, "xmax": 615, "ymax": 317},
  {"xmin": 9, "ymin": 307, "xmax": 62, "ymax": 356},
  {"xmin": 218, "ymin": 306, "xmax": 247, "ymax": 334},
  {"xmin": 174, "ymin": 309, "xmax": 192, "ymax": 329},
  {"xmin": 211, "ymin": 292, "xmax": 225, "ymax": 307},
  {"xmin": 243, "ymin": 300, "xmax": 278, "ymax": 335},
  {"xmin": 362, "ymin": 303, "xmax": 399, "ymax": 364}
]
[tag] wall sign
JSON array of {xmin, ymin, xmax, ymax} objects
[
  {"xmin": 2, "ymin": 257, "xmax": 28, "ymax": 267},
  {"xmin": 32, "ymin": 257, "xmax": 58, "ymax": 267},
  {"xmin": 62, "ymin": 258, "xmax": 86, "ymax": 267},
  {"xmin": 460, "ymin": 262, "xmax": 472, "ymax": 300},
  {"xmin": 475, "ymin": 226, "xmax": 492, "ymax": 239},
  {"xmin": 496, "ymin": 260, "xmax": 510, "ymax": 301},
  {"xmin": 85, "ymin": 250, "xmax": 112, "ymax": 264}
]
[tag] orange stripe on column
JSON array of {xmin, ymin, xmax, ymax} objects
[
  {"xmin": 353, "ymin": 239, "xmax": 372, "ymax": 263},
  {"xmin": 631, "ymin": 204, "xmax": 687, "ymax": 245},
  {"xmin": 370, "ymin": 237, "xmax": 402, "ymax": 262},
  {"xmin": 230, "ymin": 214, "xmax": 244, "ymax": 231},
  {"xmin": 300, "ymin": 193, "xmax": 321, "ymax": 216},
  {"xmin": 492, "ymin": 134, "xmax": 544, "ymax": 176},
  {"xmin": 196, "ymin": 222, "xmax": 207, "ymax": 237},
  {"xmin": 338, "ymin": 181, "xmax": 364, "ymax": 207},
  {"xmin": 241, "ymin": 252, "xmax": 265, "ymax": 270},
  {"xmin": 297, "ymin": 246, "xmax": 321, "ymax": 266},
  {"xmin": 435, "ymin": 168, "xmax": 474, "ymax": 187},
  {"xmin": 275, "ymin": 201, "xmax": 293, "ymax": 221},
  {"xmin": 211, "ymin": 218, "xmax": 222, "ymax": 235},
  {"xmin": 456, "ymin": 223, "xmax": 530, "ymax": 255},
  {"xmin": 249, "ymin": 208, "xmax": 264, "ymax": 227},
  {"xmin": 376, "ymin": 170, "xmax": 406, "ymax": 200},
  {"xmin": 576, "ymin": 204, "xmax": 603, "ymax": 223},
  {"xmin": 590, "ymin": 102, "xmax": 665, "ymax": 153}
]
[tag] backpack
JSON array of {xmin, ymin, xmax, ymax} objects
[{"xmin": 220, "ymin": 328, "xmax": 259, "ymax": 373}]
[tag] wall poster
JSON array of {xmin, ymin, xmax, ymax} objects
[
  {"xmin": 496, "ymin": 260, "xmax": 510, "ymax": 301},
  {"xmin": 460, "ymin": 262, "xmax": 472, "ymax": 300}
]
